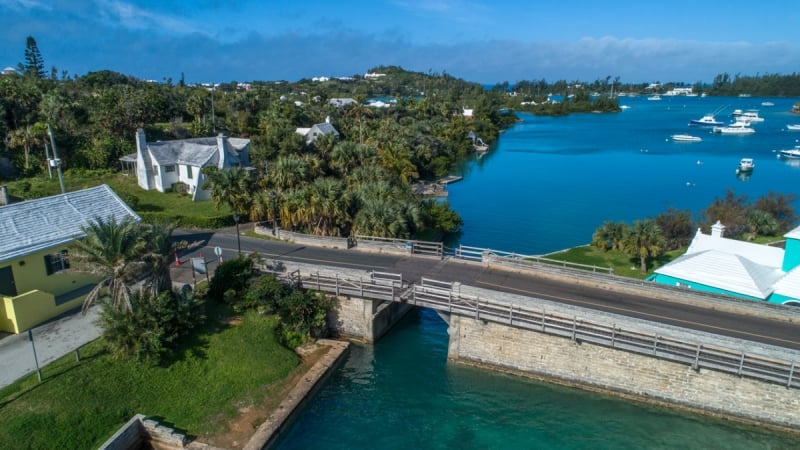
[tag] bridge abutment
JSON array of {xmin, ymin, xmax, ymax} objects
[{"xmin": 329, "ymin": 296, "xmax": 412, "ymax": 343}]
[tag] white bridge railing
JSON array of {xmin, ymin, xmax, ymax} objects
[{"xmin": 255, "ymin": 263, "xmax": 799, "ymax": 390}]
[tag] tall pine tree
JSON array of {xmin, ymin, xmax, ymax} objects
[{"xmin": 23, "ymin": 36, "xmax": 45, "ymax": 79}]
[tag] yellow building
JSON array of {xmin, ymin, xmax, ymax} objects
[{"xmin": 0, "ymin": 185, "xmax": 139, "ymax": 333}]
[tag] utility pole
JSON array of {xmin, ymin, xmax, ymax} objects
[{"xmin": 46, "ymin": 124, "xmax": 65, "ymax": 194}]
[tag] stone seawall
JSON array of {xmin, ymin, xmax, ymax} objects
[{"xmin": 447, "ymin": 315, "xmax": 800, "ymax": 433}]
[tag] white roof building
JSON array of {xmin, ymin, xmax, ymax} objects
[
  {"xmin": 121, "ymin": 129, "xmax": 250, "ymax": 201},
  {"xmin": 0, "ymin": 185, "xmax": 140, "ymax": 264},
  {"xmin": 651, "ymin": 221, "xmax": 800, "ymax": 304}
]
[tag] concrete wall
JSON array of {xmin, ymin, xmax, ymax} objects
[
  {"xmin": 329, "ymin": 295, "xmax": 411, "ymax": 343},
  {"xmin": 447, "ymin": 315, "xmax": 800, "ymax": 432}
]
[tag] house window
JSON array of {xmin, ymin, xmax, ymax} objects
[
  {"xmin": 165, "ymin": 165, "xmax": 176, "ymax": 173},
  {"xmin": 44, "ymin": 250, "xmax": 70, "ymax": 275},
  {"xmin": 185, "ymin": 165, "xmax": 193, "ymax": 179},
  {"xmin": 153, "ymin": 165, "xmax": 159, "ymax": 175}
]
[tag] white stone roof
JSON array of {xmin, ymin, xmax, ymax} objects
[
  {"xmin": 655, "ymin": 250, "xmax": 784, "ymax": 299},
  {"xmin": 654, "ymin": 228, "xmax": 787, "ymax": 299},
  {"xmin": 772, "ymin": 266, "xmax": 800, "ymax": 298},
  {"xmin": 784, "ymin": 224, "xmax": 800, "ymax": 240},
  {"xmin": 146, "ymin": 136, "xmax": 249, "ymax": 168},
  {"xmin": 0, "ymin": 185, "xmax": 140, "ymax": 264},
  {"xmin": 686, "ymin": 230, "xmax": 784, "ymax": 267}
]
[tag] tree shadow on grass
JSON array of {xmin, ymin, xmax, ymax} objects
[{"xmin": 158, "ymin": 300, "xmax": 233, "ymax": 367}]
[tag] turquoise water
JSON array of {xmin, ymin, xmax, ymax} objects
[
  {"xmin": 274, "ymin": 97, "xmax": 800, "ymax": 449},
  {"xmin": 275, "ymin": 309, "xmax": 798, "ymax": 449}
]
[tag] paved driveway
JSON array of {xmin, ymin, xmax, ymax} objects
[{"xmin": 0, "ymin": 307, "xmax": 101, "ymax": 389}]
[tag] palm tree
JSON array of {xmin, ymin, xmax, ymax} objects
[
  {"xmin": 592, "ymin": 221, "xmax": 629, "ymax": 251},
  {"xmin": 142, "ymin": 222, "xmax": 175, "ymax": 295},
  {"xmin": 345, "ymin": 96, "xmax": 372, "ymax": 144},
  {"xmin": 307, "ymin": 177, "xmax": 349, "ymax": 236},
  {"xmin": 202, "ymin": 166, "xmax": 253, "ymax": 217},
  {"xmin": 621, "ymin": 219, "xmax": 666, "ymax": 274},
  {"xmin": 269, "ymin": 154, "xmax": 309, "ymax": 191},
  {"xmin": 71, "ymin": 216, "xmax": 147, "ymax": 313}
]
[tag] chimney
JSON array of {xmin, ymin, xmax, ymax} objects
[
  {"xmin": 0, "ymin": 185, "xmax": 8, "ymax": 206},
  {"xmin": 711, "ymin": 220, "xmax": 726, "ymax": 238}
]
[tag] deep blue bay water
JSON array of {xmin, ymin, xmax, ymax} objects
[
  {"xmin": 449, "ymin": 96, "xmax": 800, "ymax": 254},
  {"xmin": 274, "ymin": 97, "xmax": 800, "ymax": 449}
]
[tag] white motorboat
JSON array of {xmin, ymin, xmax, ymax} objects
[
  {"xmin": 762, "ymin": 101, "xmax": 775, "ymax": 107},
  {"xmin": 738, "ymin": 110, "xmax": 764, "ymax": 122},
  {"xmin": 786, "ymin": 124, "xmax": 800, "ymax": 131},
  {"xmin": 778, "ymin": 146, "xmax": 800, "ymax": 159},
  {"xmin": 671, "ymin": 134, "xmax": 702, "ymax": 142},
  {"xmin": 736, "ymin": 158, "xmax": 755, "ymax": 173},
  {"xmin": 713, "ymin": 120, "xmax": 755, "ymax": 135},
  {"xmin": 647, "ymin": 95, "xmax": 662, "ymax": 101},
  {"xmin": 689, "ymin": 114, "xmax": 724, "ymax": 127}
]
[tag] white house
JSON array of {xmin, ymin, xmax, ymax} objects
[
  {"xmin": 650, "ymin": 221, "xmax": 800, "ymax": 305},
  {"xmin": 123, "ymin": 129, "xmax": 250, "ymax": 201},
  {"xmin": 295, "ymin": 117, "xmax": 340, "ymax": 144}
]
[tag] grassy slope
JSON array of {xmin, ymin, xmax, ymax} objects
[
  {"xmin": 543, "ymin": 245, "xmax": 686, "ymax": 279},
  {"xmin": 0, "ymin": 306, "xmax": 299, "ymax": 449}
]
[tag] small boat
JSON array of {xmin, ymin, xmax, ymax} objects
[
  {"xmin": 713, "ymin": 120, "xmax": 755, "ymax": 135},
  {"xmin": 778, "ymin": 146, "xmax": 800, "ymax": 159},
  {"xmin": 786, "ymin": 124, "xmax": 800, "ymax": 131},
  {"xmin": 647, "ymin": 95, "xmax": 662, "ymax": 101},
  {"xmin": 738, "ymin": 110, "xmax": 764, "ymax": 122},
  {"xmin": 736, "ymin": 158, "xmax": 755, "ymax": 173},
  {"xmin": 671, "ymin": 134, "xmax": 702, "ymax": 142},
  {"xmin": 762, "ymin": 101, "xmax": 775, "ymax": 107},
  {"xmin": 689, "ymin": 114, "xmax": 724, "ymax": 127}
]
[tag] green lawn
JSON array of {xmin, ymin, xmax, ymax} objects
[
  {"xmin": 3, "ymin": 169, "xmax": 232, "ymax": 225},
  {"xmin": 542, "ymin": 245, "xmax": 686, "ymax": 279},
  {"xmin": 0, "ymin": 305, "xmax": 300, "ymax": 450}
]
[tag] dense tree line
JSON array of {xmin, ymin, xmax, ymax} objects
[{"xmin": 591, "ymin": 190, "xmax": 797, "ymax": 273}]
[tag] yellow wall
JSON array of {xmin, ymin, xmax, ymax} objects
[{"xmin": 0, "ymin": 245, "xmax": 98, "ymax": 334}]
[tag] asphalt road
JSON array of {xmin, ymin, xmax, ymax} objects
[{"xmin": 174, "ymin": 228, "xmax": 800, "ymax": 351}]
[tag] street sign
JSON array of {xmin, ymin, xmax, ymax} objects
[{"xmin": 213, "ymin": 246, "xmax": 222, "ymax": 256}]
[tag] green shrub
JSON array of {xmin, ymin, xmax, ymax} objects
[
  {"xmin": 207, "ymin": 256, "xmax": 254, "ymax": 303},
  {"xmin": 240, "ymin": 274, "xmax": 289, "ymax": 314},
  {"xmin": 99, "ymin": 289, "xmax": 206, "ymax": 363},
  {"xmin": 275, "ymin": 290, "xmax": 335, "ymax": 347}
]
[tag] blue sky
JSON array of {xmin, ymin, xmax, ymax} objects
[{"xmin": 1, "ymin": 0, "xmax": 799, "ymax": 85}]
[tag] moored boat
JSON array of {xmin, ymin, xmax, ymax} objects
[
  {"xmin": 689, "ymin": 114, "xmax": 724, "ymax": 127},
  {"xmin": 786, "ymin": 124, "xmax": 800, "ymax": 131},
  {"xmin": 736, "ymin": 158, "xmax": 755, "ymax": 173},
  {"xmin": 671, "ymin": 134, "xmax": 702, "ymax": 142},
  {"xmin": 778, "ymin": 146, "xmax": 800, "ymax": 159},
  {"xmin": 738, "ymin": 110, "xmax": 764, "ymax": 123},
  {"xmin": 647, "ymin": 94, "xmax": 661, "ymax": 101},
  {"xmin": 713, "ymin": 120, "xmax": 755, "ymax": 135}
]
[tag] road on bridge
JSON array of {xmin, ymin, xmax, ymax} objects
[{"xmin": 174, "ymin": 229, "xmax": 800, "ymax": 351}]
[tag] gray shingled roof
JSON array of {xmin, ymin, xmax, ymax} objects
[{"xmin": 0, "ymin": 185, "xmax": 140, "ymax": 264}]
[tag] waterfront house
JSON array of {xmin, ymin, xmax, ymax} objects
[
  {"xmin": 295, "ymin": 117, "xmax": 340, "ymax": 144},
  {"xmin": 0, "ymin": 185, "xmax": 140, "ymax": 333},
  {"xmin": 122, "ymin": 129, "xmax": 250, "ymax": 201},
  {"xmin": 649, "ymin": 221, "xmax": 800, "ymax": 305}
]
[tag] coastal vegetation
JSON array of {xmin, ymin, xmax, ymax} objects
[{"xmin": 588, "ymin": 190, "xmax": 797, "ymax": 275}]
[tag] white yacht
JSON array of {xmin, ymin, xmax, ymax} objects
[{"xmin": 713, "ymin": 120, "xmax": 755, "ymax": 135}]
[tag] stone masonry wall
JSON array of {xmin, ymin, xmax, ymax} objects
[
  {"xmin": 448, "ymin": 315, "xmax": 800, "ymax": 432},
  {"xmin": 328, "ymin": 296, "xmax": 412, "ymax": 343}
]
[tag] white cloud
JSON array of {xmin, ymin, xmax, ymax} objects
[
  {"xmin": 93, "ymin": 0, "xmax": 205, "ymax": 35},
  {"xmin": 0, "ymin": 0, "xmax": 51, "ymax": 10}
]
